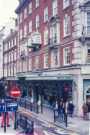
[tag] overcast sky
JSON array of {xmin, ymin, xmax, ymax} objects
[{"xmin": 0, "ymin": 0, "xmax": 19, "ymax": 28}]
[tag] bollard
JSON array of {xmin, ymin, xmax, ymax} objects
[
  {"xmin": 64, "ymin": 113, "xmax": 67, "ymax": 127},
  {"xmin": 14, "ymin": 111, "xmax": 17, "ymax": 130},
  {"xmin": 4, "ymin": 112, "xmax": 6, "ymax": 132}
]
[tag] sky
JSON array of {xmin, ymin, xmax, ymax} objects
[{"xmin": 0, "ymin": 0, "xmax": 19, "ymax": 28}]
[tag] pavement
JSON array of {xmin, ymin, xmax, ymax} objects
[
  {"xmin": 0, "ymin": 115, "xmax": 19, "ymax": 135},
  {"xmin": 0, "ymin": 108, "xmax": 88, "ymax": 135},
  {"xmin": 17, "ymin": 108, "xmax": 90, "ymax": 135}
]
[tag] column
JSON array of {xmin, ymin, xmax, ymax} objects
[{"xmin": 77, "ymin": 75, "xmax": 83, "ymax": 116}]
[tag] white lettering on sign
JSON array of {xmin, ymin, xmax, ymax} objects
[{"xmin": 7, "ymin": 103, "xmax": 17, "ymax": 107}]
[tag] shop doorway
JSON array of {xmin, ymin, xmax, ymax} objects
[{"xmin": 86, "ymin": 88, "xmax": 90, "ymax": 103}]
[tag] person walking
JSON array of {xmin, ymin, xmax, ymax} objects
[
  {"xmin": 67, "ymin": 101, "xmax": 74, "ymax": 117},
  {"xmin": 58, "ymin": 100, "xmax": 64, "ymax": 121},
  {"xmin": 82, "ymin": 102, "xmax": 88, "ymax": 120},
  {"xmin": 86, "ymin": 101, "xmax": 90, "ymax": 120},
  {"xmin": 1, "ymin": 112, "xmax": 10, "ymax": 127}
]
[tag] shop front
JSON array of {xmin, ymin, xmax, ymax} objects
[{"xmin": 17, "ymin": 72, "xmax": 73, "ymax": 112}]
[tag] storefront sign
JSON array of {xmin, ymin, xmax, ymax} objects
[{"xmin": 6, "ymin": 103, "xmax": 18, "ymax": 112}]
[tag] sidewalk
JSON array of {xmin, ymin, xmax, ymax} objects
[
  {"xmin": 0, "ymin": 116, "xmax": 20, "ymax": 135},
  {"xmin": 38, "ymin": 107, "xmax": 89, "ymax": 134},
  {"xmin": 37, "ymin": 107, "xmax": 90, "ymax": 135},
  {"xmin": 19, "ymin": 106, "xmax": 90, "ymax": 135}
]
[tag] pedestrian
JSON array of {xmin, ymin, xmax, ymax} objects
[
  {"xmin": 82, "ymin": 102, "xmax": 88, "ymax": 120},
  {"xmin": 67, "ymin": 101, "xmax": 74, "ymax": 117},
  {"xmin": 55, "ymin": 100, "xmax": 58, "ymax": 110},
  {"xmin": 86, "ymin": 101, "xmax": 90, "ymax": 120},
  {"xmin": 58, "ymin": 100, "xmax": 64, "ymax": 120},
  {"xmin": 1, "ymin": 112, "xmax": 10, "ymax": 127}
]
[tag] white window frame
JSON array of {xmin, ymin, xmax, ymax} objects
[
  {"xmin": 24, "ymin": 24, "xmax": 27, "ymax": 37},
  {"xmin": 36, "ymin": 15, "xmax": 40, "ymax": 29},
  {"xmin": 86, "ymin": 12, "xmax": 90, "ymax": 35},
  {"xmin": 51, "ymin": 49, "xmax": 59, "ymax": 67},
  {"xmin": 29, "ymin": 21, "xmax": 32, "ymax": 33},
  {"xmin": 34, "ymin": 56, "xmax": 39, "ymax": 69},
  {"xmin": 64, "ymin": 14, "xmax": 71, "ymax": 37},
  {"xmin": 44, "ymin": 7, "xmax": 48, "ymax": 22},
  {"xmin": 36, "ymin": 0, "xmax": 39, "ymax": 8},
  {"xmin": 29, "ymin": 2, "xmax": 32, "ymax": 14},
  {"xmin": 63, "ymin": 0, "xmax": 70, "ymax": 9},
  {"xmin": 19, "ymin": 13, "xmax": 22, "ymax": 23},
  {"xmin": 44, "ymin": 28, "xmax": 49, "ymax": 45},
  {"xmin": 44, "ymin": 53, "xmax": 49, "ymax": 68},
  {"xmin": 28, "ymin": 58, "xmax": 32, "ymax": 71},
  {"xmin": 87, "ymin": 46, "xmax": 90, "ymax": 63},
  {"xmin": 52, "ymin": 0, "xmax": 58, "ymax": 16},
  {"xmin": 19, "ymin": 29, "xmax": 23, "ymax": 40},
  {"xmin": 64, "ymin": 47, "xmax": 71, "ymax": 65},
  {"xmin": 24, "ymin": 8, "xmax": 27, "ymax": 19},
  {"xmin": 50, "ymin": 23, "xmax": 60, "ymax": 44}
]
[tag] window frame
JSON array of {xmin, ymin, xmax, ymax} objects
[
  {"xmin": 52, "ymin": 0, "xmax": 58, "ymax": 16},
  {"xmin": 36, "ymin": 0, "xmax": 39, "ymax": 8},
  {"xmin": 64, "ymin": 14, "xmax": 71, "ymax": 37},
  {"xmin": 28, "ymin": 2, "xmax": 32, "ymax": 14},
  {"xmin": 64, "ymin": 47, "xmax": 71, "ymax": 65},
  {"xmin": 44, "ymin": 7, "xmax": 48, "ymax": 22},
  {"xmin": 36, "ymin": 15, "xmax": 40, "ymax": 29}
]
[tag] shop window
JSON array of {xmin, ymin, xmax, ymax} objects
[
  {"xmin": 36, "ymin": 15, "xmax": 40, "ymax": 29},
  {"xmin": 87, "ymin": 48, "xmax": 90, "ymax": 63},
  {"xmin": 87, "ymin": 12, "xmax": 90, "ymax": 35}
]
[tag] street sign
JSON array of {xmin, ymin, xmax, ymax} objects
[
  {"xmin": 10, "ymin": 86, "xmax": 21, "ymax": 98},
  {"xmin": 0, "ymin": 103, "xmax": 5, "ymax": 112},
  {"xmin": 0, "ymin": 102, "xmax": 18, "ymax": 112},
  {"xmin": 6, "ymin": 102, "xmax": 18, "ymax": 112}
]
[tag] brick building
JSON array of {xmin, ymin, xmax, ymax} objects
[
  {"xmin": 3, "ymin": 0, "xmax": 90, "ymax": 115},
  {"xmin": 3, "ymin": 29, "xmax": 18, "ymax": 82}
]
